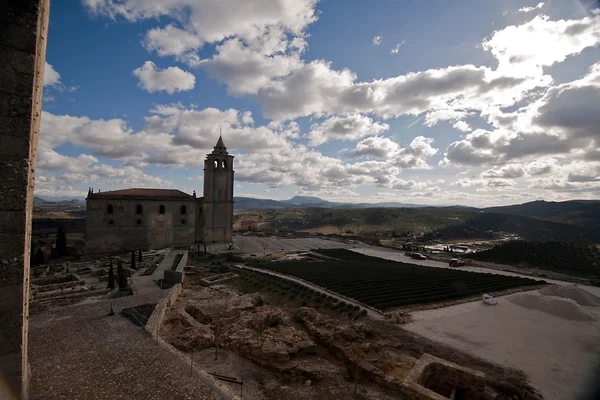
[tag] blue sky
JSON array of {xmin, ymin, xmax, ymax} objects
[{"xmin": 39, "ymin": 0, "xmax": 600, "ymax": 206}]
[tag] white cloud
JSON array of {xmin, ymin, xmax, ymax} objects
[
  {"xmin": 372, "ymin": 35, "xmax": 382, "ymax": 46},
  {"xmin": 482, "ymin": 14, "xmax": 600, "ymax": 76},
  {"xmin": 85, "ymin": 0, "xmax": 318, "ymax": 63},
  {"xmin": 518, "ymin": 2, "xmax": 544, "ymax": 13},
  {"xmin": 142, "ymin": 24, "xmax": 203, "ymax": 65},
  {"xmin": 44, "ymin": 62, "xmax": 61, "ymax": 87},
  {"xmin": 390, "ymin": 40, "xmax": 405, "ymax": 54},
  {"xmin": 453, "ymin": 121, "xmax": 471, "ymax": 132},
  {"xmin": 342, "ymin": 136, "xmax": 400, "ymax": 159},
  {"xmin": 133, "ymin": 61, "xmax": 195, "ymax": 94},
  {"xmin": 481, "ymin": 164, "xmax": 525, "ymax": 179},
  {"xmin": 308, "ymin": 114, "xmax": 389, "ymax": 146},
  {"xmin": 201, "ymin": 38, "xmax": 302, "ymax": 95}
]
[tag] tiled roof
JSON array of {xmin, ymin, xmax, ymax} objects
[{"xmin": 89, "ymin": 188, "xmax": 193, "ymax": 199}]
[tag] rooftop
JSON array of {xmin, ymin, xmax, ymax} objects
[{"xmin": 88, "ymin": 188, "xmax": 193, "ymax": 199}]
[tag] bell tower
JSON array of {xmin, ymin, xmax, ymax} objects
[{"xmin": 202, "ymin": 136, "xmax": 234, "ymax": 243}]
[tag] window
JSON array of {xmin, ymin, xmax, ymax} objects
[
  {"xmin": 213, "ymin": 160, "xmax": 218, "ymax": 169},
  {"xmin": 108, "ymin": 220, "xmax": 115, "ymax": 226},
  {"xmin": 136, "ymin": 204, "xmax": 143, "ymax": 214},
  {"xmin": 221, "ymin": 159, "xmax": 226, "ymax": 169},
  {"xmin": 135, "ymin": 219, "xmax": 142, "ymax": 226},
  {"xmin": 107, "ymin": 204, "xmax": 113, "ymax": 214},
  {"xmin": 181, "ymin": 219, "xmax": 186, "ymax": 225},
  {"xmin": 180, "ymin": 205, "xmax": 187, "ymax": 215},
  {"xmin": 159, "ymin": 205, "xmax": 165, "ymax": 214}
]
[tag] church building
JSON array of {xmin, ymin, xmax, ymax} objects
[{"xmin": 84, "ymin": 137, "xmax": 234, "ymax": 256}]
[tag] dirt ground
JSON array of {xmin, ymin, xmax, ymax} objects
[
  {"xmin": 158, "ymin": 255, "xmax": 545, "ymax": 400},
  {"xmin": 403, "ymin": 287, "xmax": 600, "ymax": 400}
]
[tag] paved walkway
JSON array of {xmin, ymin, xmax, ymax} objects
[
  {"xmin": 29, "ymin": 250, "xmax": 224, "ymax": 400},
  {"xmin": 131, "ymin": 250, "xmax": 180, "ymax": 295}
]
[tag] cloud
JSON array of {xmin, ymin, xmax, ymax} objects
[
  {"xmin": 85, "ymin": 0, "xmax": 318, "ymax": 62},
  {"xmin": 142, "ymin": 24, "xmax": 203, "ymax": 65},
  {"xmin": 481, "ymin": 164, "xmax": 525, "ymax": 179},
  {"xmin": 342, "ymin": 135, "xmax": 438, "ymax": 170},
  {"xmin": 342, "ymin": 136, "xmax": 400, "ymax": 159},
  {"xmin": 133, "ymin": 61, "xmax": 195, "ymax": 94},
  {"xmin": 44, "ymin": 62, "xmax": 61, "ymax": 87},
  {"xmin": 37, "ymin": 149, "xmax": 99, "ymax": 172},
  {"xmin": 482, "ymin": 14, "xmax": 600, "ymax": 75},
  {"xmin": 518, "ymin": 2, "xmax": 544, "ymax": 13},
  {"xmin": 453, "ymin": 121, "xmax": 471, "ymax": 132},
  {"xmin": 201, "ymin": 37, "xmax": 303, "ymax": 95},
  {"xmin": 390, "ymin": 40, "xmax": 405, "ymax": 54},
  {"xmin": 308, "ymin": 114, "xmax": 389, "ymax": 146},
  {"xmin": 372, "ymin": 35, "xmax": 382, "ymax": 46}
]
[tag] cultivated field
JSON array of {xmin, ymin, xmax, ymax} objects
[{"xmin": 249, "ymin": 249, "xmax": 544, "ymax": 310}]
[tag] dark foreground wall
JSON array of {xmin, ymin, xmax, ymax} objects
[{"xmin": 0, "ymin": 1, "xmax": 49, "ymax": 398}]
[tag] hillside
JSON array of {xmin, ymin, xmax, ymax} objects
[
  {"xmin": 465, "ymin": 241, "xmax": 600, "ymax": 279},
  {"xmin": 484, "ymin": 200, "xmax": 600, "ymax": 228},
  {"xmin": 235, "ymin": 207, "xmax": 600, "ymax": 244}
]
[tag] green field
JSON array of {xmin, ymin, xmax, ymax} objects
[
  {"xmin": 249, "ymin": 249, "xmax": 543, "ymax": 310},
  {"xmin": 235, "ymin": 205, "xmax": 600, "ymax": 243},
  {"xmin": 465, "ymin": 241, "xmax": 600, "ymax": 278}
]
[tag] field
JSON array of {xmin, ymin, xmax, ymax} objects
[
  {"xmin": 235, "ymin": 206, "xmax": 600, "ymax": 243},
  {"xmin": 466, "ymin": 241, "xmax": 600, "ymax": 279},
  {"xmin": 249, "ymin": 249, "xmax": 543, "ymax": 310}
]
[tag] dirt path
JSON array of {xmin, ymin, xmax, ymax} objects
[
  {"xmin": 402, "ymin": 290, "xmax": 600, "ymax": 400},
  {"xmin": 233, "ymin": 264, "xmax": 386, "ymax": 320}
]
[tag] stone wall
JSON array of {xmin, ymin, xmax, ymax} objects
[
  {"xmin": 0, "ymin": 1, "xmax": 49, "ymax": 398},
  {"xmin": 85, "ymin": 198, "xmax": 197, "ymax": 256},
  {"xmin": 402, "ymin": 353, "xmax": 486, "ymax": 400}
]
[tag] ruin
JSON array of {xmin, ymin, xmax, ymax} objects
[
  {"xmin": 84, "ymin": 136, "xmax": 234, "ymax": 256},
  {"xmin": 402, "ymin": 353, "xmax": 486, "ymax": 400}
]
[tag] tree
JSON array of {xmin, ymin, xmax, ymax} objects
[
  {"xmin": 117, "ymin": 260, "xmax": 128, "ymax": 289},
  {"xmin": 207, "ymin": 289, "xmax": 229, "ymax": 361},
  {"xmin": 33, "ymin": 247, "xmax": 45, "ymax": 266},
  {"xmin": 138, "ymin": 248, "xmax": 142, "ymax": 262},
  {"xmin": 56, "ymin": 227, "xmax": 67, "ymax": 257},
  {"xmin": 131, "ymin": 251, "xmax": 136, "ymax": 269},
  {"xmin": 249, "ymin": 311, "xmax": 284, "ymax": 381},
  {"xmin": 107, "ymin": 260, "xmax": 115, "ymax": 290}
]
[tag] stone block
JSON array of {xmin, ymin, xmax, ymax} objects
[
  {"xmin": 0, "ymin": 69, "xmax": 35, "ymax": 96},
  {"xmin": 0, "ymin": 45, "xmax": 36, "ymax": 75},
  {"xmin": 0, "ymin": 158, "xmax": 30, "ymax": 182},
  {"xmin": 0, "ymin": 16, "xmax": 38, "ymax": 54},
  {"xmin": 402, "ymin": 353, "xmax": 486, "ymax": 400},
  {"xmin": 0, "ymin": 210, "xmax": 26, "ymax": 233},
  {"xmin": 0, "ymin": 134, "xmax": 32, "ymax": 157},
  {"xmin": 0, "ymin": 116, "xmax": 32, "ymax": 139},
  {"xmin": 0, "ymin": 91, "xmax": 33, "ymax": 118},
  {"xmin": 0, "ymin": 181, "xmax": 28, "ymax": 211},
  {"xmin": 0, "ymin": 233, "xmax": 27, "ymax": 262}
]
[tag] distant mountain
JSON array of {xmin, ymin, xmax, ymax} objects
[
  {"xmin": 234, "ymin": 196, "xmax": 428, "ymax": 210},
  {"xmin": 483, "ymin": 200, "xmax": 600, "ymax": 228},
  {"xmin": 34, "ymin": 196, "xmax": 85, "ymax": 209}
]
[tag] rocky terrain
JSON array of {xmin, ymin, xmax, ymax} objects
[{"xmin": 159, "ymin": 255, "xmax": 544, "ymax": 400}]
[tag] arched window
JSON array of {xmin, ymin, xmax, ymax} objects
[
  {"xmin": 136, "ymin": 204, "xmax": 143, "ymax": 214},
  {"xmin": 221, "ymin": 159, "xmax": 226, "ymax": 170},
  {"xmin": 159, "ymin": 205, "xmax": 165, "ymax": 214},
  {"xmin": 213, "ymin": 160, "xmax": 218, "ymax": 169},
  {"xmin": 107, "ymin": 204, "xmax": 113, "ymax": 214},
  {"xmin": 180, "ymin": 205, "xmax": 187, "ymax": 215}
]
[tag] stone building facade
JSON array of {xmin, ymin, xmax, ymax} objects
[{"xmin": 84, "ymin": 137, "xmax": 234, "ymax": 256}]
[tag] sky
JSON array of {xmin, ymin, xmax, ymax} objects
[{"xmin": 38, "ymin": 0, "xmax": 600, "ymax": 207}]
